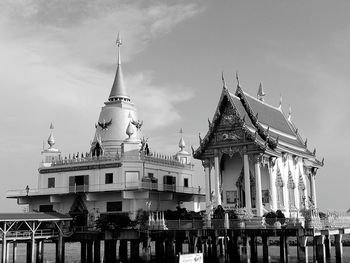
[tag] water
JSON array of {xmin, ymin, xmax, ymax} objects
[{"xmin": 4, "ymin": 242, "xmax": 350, "ymax": 262}]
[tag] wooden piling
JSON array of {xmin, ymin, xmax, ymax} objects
[
  {"xmin": 316, "ymin": 235, "xmax": 326, "ymax": 263},
  {"xmin": 87, "ymin": 240, "xmax": 93, "ymax": 263},
  {"xmin": 119, "ymin": 240, "xmax": 128, "ymax": 262},
  {"xmin": 335, "ymin": 234, "xmax": 343, "ymax": 263},
  {"xmin": 94, "ymin": 240, "xmax": 101, "ymax": 263}
]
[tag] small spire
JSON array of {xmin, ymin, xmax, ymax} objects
[
  {"xmin": 109, "ymin": 32, "xmax": 130, "ymax": 102},
  {"xmin": 288, "ymin": 105, "xmax": 292, "ymax": 121},
  {"xmin": 178, "ymin": 128, "xmax": 186, "ymax": 151},
  {"xmin": 257, "ymin": 82, "xmax": 265, "ymax": 102},
  {"xmin": 126, "ymin": 121, "xmax": 134, "ymax": 139},
  {"xmin": 221, "ymin": 72, "xmax": 227, "ymax": 89},
  {"xmin": 47, "ymin": 123, "xmax": 55, "ymax": 149}
]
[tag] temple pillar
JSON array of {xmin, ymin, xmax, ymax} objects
[
  {"xmin": 310, "ymin": 173, "xmax": 317, "ymax": 208},
  {"xmin": 254, "ymin": 155, "xmax": 263, "ymax": 216},
  {"xmin": 214, "ymin": 154, "xmax": 222, "ymax": 206},
  {"xmin": 335, "ymin": 234, "xmax": 343, "ymax": 263},
  {"xmin": 243, "ymin": 153, "xmax": 251, "ymax": 210},
  {"xmin": 269, "ymin": 158, "xmax": 277, "ymax": 210},
  {"xmin": 204, "ymin": 164, "xmax": 212, "ymax": 226}
]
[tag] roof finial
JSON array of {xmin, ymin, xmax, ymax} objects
[
  {"xmin": 235, "ymin": 71, "xmax": 240, "ymax": 87},
  {"xmin": 109, "ymin": 32, "xmax": 130, "ymax": 102},
  {"xmin": 278, "ymin": 94, "xmax": 283, "ymax": 110},
  {"xmin": 116, "ymin": 32, "xmax": 122, "ymax": 64},
  {"xmin": 288, "ymin": 105, "xmax": 292, "ymax": 121},
  {"xmin": 257, "ymin": 82, "xmax": 265, "ymax": 102},
  {"xmin": 222, "ymin": 71, "xmax": 227, "ymax": 89}
]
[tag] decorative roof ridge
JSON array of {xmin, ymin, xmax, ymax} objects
[
  {"xmin": 279, "ymin": 106, "xmax": 310, "ymax": 152},
  {"xmin": 235, "ymin": 86, "xmax": 278, "ymax": 149},
  {"xmin": 243, "ymin": 90, "xmax": 282, "ymax": 112}
]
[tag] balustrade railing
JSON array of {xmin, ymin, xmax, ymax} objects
[{"xmin": 7, "ymin": 181, "xmax": 204, "ymax": 197}]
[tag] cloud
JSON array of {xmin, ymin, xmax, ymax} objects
[{"xmin": 127, "ymin": 72, "xmax": 194, "ymax": 129}]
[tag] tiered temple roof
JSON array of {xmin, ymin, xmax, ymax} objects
[{"xmin": 194, "ymin": 82, "xmax": 323, "ymax": 168}]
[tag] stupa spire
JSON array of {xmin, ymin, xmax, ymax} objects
[
  {"xmin": 109, "ymin": 33, "xmax": 130, "ymax": 102},
  {"xmin": 178, "ymin": 128, "xmax": 186, "ymax": 152}
]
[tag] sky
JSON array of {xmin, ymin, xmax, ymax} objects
[{"xmin": 1, "ymin": 0, "xmax": 350, "ymax": 211}]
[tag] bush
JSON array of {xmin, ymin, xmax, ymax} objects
[
  {"xmin": 213, "ymin": 205, "xmax": 225, "ymax": 219},
  {"xmin": 265, "ymin": 211, "xmax": 277, "ymax": 226},
  {"xmin": 276, "ymin": 210, "xmax": 286, "ymax": 225}
]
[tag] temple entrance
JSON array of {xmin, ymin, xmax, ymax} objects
[
  {"xmin": 69, "ymin": 194, "xmax": 88, "ymax": 227},
  {"xmin": 236, "ymin": 168, "xmax": 256, "ymax": 208}
]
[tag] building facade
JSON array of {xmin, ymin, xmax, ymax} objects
[
  {"xmin": 8, "ymin": 36, "xmax": 204, "ymax": 225},
  {"xmin": 193, "ymin": 79, "xmax": 323, "ymax": 218}
]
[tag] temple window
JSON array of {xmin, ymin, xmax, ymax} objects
[
  {"xmin": 107, "ymin": 201, "xmax": 122, "ymax": 212},
  {"xmin": 48, "ymin": 178, "xmax": 55, "ymax": 188},
  {"xmin": 184, "ymin": 178, "xmax": 189, "ymax": 188},
  {"xmin": 105, "ymin": 173, "xmax": 113, "ymax": 184}
]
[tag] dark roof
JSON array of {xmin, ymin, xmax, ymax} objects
[
  {"xmin": 0, "ymin": 212, "xmax": 72, "ymax": 222},
  {"xmin": 243, "ymin": 93, "xmax": 295, "ymax": 136}
]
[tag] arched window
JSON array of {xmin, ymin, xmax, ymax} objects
[
  {"xmin": 287, "ymin": 170, "xmax": 296, "ymax": 209},
  {"xmin": 275, "ymin": 165, "xmax": 284, "ymax": 209}
]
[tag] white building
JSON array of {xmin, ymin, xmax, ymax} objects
[
  {"xmin": 193, "ymin": 79, "xmax": 323, "ymax": 217},
  {"xmin": 8, "ymin": 35, "xmax": 204, "ymax": 225}
]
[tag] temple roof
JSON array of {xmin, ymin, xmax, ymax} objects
[{"xmin": 194, "ymin": 83, "xmax": 323, "ymax": 167}]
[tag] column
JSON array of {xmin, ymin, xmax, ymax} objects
[
  {"xmin": 87, "ymin": 241, "xmax": 93, "ymax": 263},
  {"xmin": 12, "ymin": 242, "xmax": 17, "ymax": 263},
  {"xmin": 36, "ymin": 241, "xmax": 44, "ymax": 263},
  {"xmin": 93, "ymin": 240, "xmax": 101, "ymax": 263},
  {"xmin": 130, "ymin": 240, "xmax": 140, "ymax": 262},
  {"xmin": 262, "ymin": 235, "xmax": 269, "ymax": 263},
  {"xmin": 26, "ymin": 243, "xmax": 31, "ymax": 263},
  {"xmin": 243, "ymin": 153, "xmax": 251, "ymax": 210},
  {"xmin": 204, "ymin": 165, "xmax": 212, "ymax": 226},
  {"xmin": 2, "ymin": 229, "xmax": 7, "ymax": 263},
  {"xmin": 269, "ymin": 158, "xmax": 277, "ymax": 211},
  {"xmin": 335, "ymin": 234, "xmax": 343, "ymax": 263},
  {"xmin": 214, "ymin": 155, "xmax": 222, "ymax": 206},
  {"xmin": 297, "ymin": 237, "xmax": 309, "ymax": 263},
  {"xmin": 31, "ymin": 223, "xmax": 35, "ymax": 263},
  {"xmin": 310, "ymin": 173, "xmax": 317, "ymax": 208},
  {"xmin": 80, "ymin": 241, "xmax": 86, "ymax": 263},
  {"xmin": 254, "ymin": 155, "xmax": 263, "ymax": 217},
  {"xmin": 119, "ymin": 240, "xmax": 128, "ymax": 262},
  {"xmin": 316, "ymin": 235, "xmax": 325, "ymax": 263}
]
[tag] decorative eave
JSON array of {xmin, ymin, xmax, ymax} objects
[
  {"xmin": 193, "ymin": 88, "xmax": 277, "ymax": 159},
  {"xmin": 235, "ymin": 86, "xmax": 278, "ymax": 149}
]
